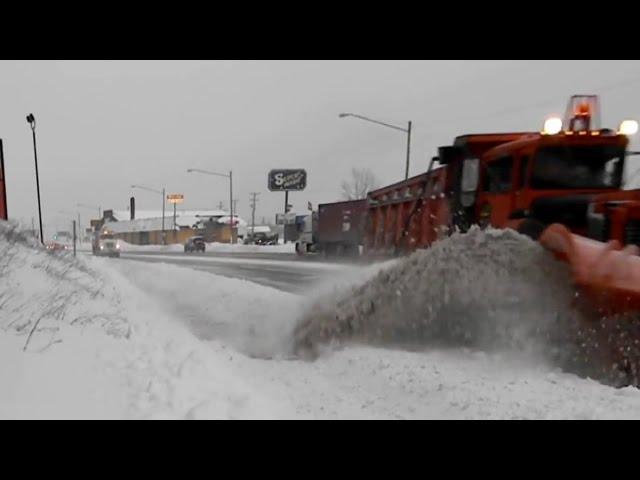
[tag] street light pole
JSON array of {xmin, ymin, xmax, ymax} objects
[
  {"xmin": 130, "ymin": 184, "xmax": 166, "ymax": 245},
  {"xmin": 187, "ymin": 168, "xmax": 235, "ymax": 244},
  {"xmin": 26, "ymin": 114, "xmax": 44, "ymax": 244},
  {"xmin": 229, "ymin": 170, "xmax": 233, "ymax": 243},
  {"xmin": 339, "ymin": 113, "xmax": 413, "ymax": 180},
  {"xmin": 162, "ymin": 187, "xmax": 166, "ymax": 245},
  {"xmin": 405, "ymin": 121, "xmax": 412, "ymax": 180}
]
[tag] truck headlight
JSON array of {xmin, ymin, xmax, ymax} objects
[{"xmin": 619, "ymin": 120, "xmax": 638, "ymax": 136}]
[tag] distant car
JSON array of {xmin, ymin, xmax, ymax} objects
[
  {"xmin": 45, "ymin": 241, "xmax": 70, "ymax": 253},
  {"xmin": 184, "ymin": 236, "xmax": 206, "ymax": 253}
]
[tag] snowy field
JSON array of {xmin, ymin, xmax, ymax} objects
[{"xmin": 3, "ymin": 222, "xmax": 640, "ymax": 419}]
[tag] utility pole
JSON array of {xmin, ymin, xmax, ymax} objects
[
  {"xmin": 162, "ymin": 187, "xmax": 166, "ymax": 245},
  {"xmin": 72, "ymin": 220, "xmax": 76, "ymax": 257},
  {"xmin": 233, "ymin": 199, "xmax": 239, "ymax": 216},
  {"xmin": 249, "ymin": 192, "xmax": 259, "ymax": 239}
]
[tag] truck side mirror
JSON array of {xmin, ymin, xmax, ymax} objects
[{"xmin": 438, "ymin": 146, "xmax": 464, "ymax": 165}]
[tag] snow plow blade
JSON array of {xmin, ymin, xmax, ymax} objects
[{"xmin": 539, "ymin": 224, "xmax": 640, "ymax": 315}]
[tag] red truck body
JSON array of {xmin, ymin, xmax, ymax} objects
[{"xmin": 316, "ymin": 199, "xmax": 368, "ymax": 256}]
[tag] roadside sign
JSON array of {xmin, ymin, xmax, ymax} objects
[
  {"xmin": 268, "ymin": 169, "xmax": 307, "ymax": 191},
  {"xmin": 167, "ymin": 193, "xmax": 184, "ymax": 204},
  {"xmin": 276, "ymin": 212, "xmax": 297, "ymax": 225}
]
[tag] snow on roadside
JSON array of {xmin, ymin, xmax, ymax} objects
[
  {"xmin": 0, "ymin": 222, "xmax": 290, "ymax": 419},
  {"xmin": 112, "ymin": 255, "xmax": 640, "ymax": 419},
  {"xmin": 108, "ymin": 259, "xmax": 304, "ymax": 358}
]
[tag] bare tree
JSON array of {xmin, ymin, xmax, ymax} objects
[{"xmin": 341, "ymin": 168, "xmax": 378, "ymax": 200}]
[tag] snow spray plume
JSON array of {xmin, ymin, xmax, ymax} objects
[{"xmin": 293, "ymin": 227, "xmax": 640, "ymax": 386}]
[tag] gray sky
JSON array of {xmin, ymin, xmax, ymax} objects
[{"xmin": 2, "ymin": 60, "xmax": 640, "ymax": 237}]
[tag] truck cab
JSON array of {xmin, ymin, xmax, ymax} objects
[
  {"xmin": 445, "ymin": 95, "xmax": 640, "ymax": 244},
  {"xmin": 92, "ymin": 229, "xmax": 121, "ymax": 257}
]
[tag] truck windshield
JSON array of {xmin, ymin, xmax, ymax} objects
[
  {"xmin": 101, "ymin": 234, "xmax": 114, "ymax": 239},
  {"xmin": 531, "ymin": 145, "xmax": 624, "ymax": 190}
]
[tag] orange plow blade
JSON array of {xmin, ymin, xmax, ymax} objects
[{"xmin": 539, "ymin": 223, "xmax": 640, "ymax": 315}]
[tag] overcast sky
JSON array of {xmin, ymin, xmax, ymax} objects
[{"xmin": 2, "ymin": 60, "xmax": 640, "ymax": 236}]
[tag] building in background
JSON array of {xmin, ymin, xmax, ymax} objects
[{"xmin": 94, "ymin": 209, "xmax": 247, "ymax": 245}]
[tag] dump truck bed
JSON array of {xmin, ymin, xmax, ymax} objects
[{"xmin": 317, "ymin": 199, "xmax": 367, "ymax": 246}]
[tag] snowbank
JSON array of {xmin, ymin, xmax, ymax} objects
[
  {"xmin": 0, "ymin": 222, "xmax": 289, "ymax": 419},
  {"xmin": 109, "ymin": 259, "xmax": 304, "ymax": 358}
]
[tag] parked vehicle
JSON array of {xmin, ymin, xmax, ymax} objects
[
  {"xmin": 244, "ymin": 226, "xmax": 279, "ymax": 245},
  {"xmin": 184, "ymin": 235, "xmax": 206, "ymax": 253}
]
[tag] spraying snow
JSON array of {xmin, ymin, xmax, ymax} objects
[{"xmin": 293, "ymin": 227, "xmax": 607, "ymax": 378}]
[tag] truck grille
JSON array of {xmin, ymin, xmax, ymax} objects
[{"xmin": 625, "ymin": 220, "xmax": 640, "ymax": 246}]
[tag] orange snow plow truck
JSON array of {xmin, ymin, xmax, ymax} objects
[{"xmin": 365, "ymin": 95, "xmax": 640, "ymax": 317}]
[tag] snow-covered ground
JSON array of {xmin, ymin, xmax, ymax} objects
[{"xmin": 3, "ymin": 221, "xmax": 640, "ymax": 419}]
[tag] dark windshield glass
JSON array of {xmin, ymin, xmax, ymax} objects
[
  {"xmin": 101, "ymin": 234, "xmax": 114, "ymax": 239},
  {"xmin": 531, "ymin": 145, "xmax": 624, "ymax": 190}
]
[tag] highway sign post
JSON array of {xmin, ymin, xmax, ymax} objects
[
  {"xmin": 167, "ymin": 194, "xmax": 184, "ymax": 240},
  {"xmin": 268, "ymin": 169, "xmax": 306, "ymax": 243}
]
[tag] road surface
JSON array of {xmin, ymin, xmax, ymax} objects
[{"xmin": 114, "ymin": 250, "xmax": 350, "ymax": 294}]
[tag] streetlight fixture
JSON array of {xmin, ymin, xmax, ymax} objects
[
  {"xmin": 131, "ymin": 184, "xmax": 166, "ymax": 245},
  {"xmin": 187, "ymin": 168, "xmax": 234, "ymax": 244},
  {"xmin": 339, "ymin": 112, "xmax": 412, "ymax": 180},
  {"xmin": 26, "ymin": 113, "xmax": 44, "ymax": 244}
]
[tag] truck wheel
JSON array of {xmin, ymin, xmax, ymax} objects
[{"xmin": 516, "ymin": 219, "xmax": 546, "ymax": 241}]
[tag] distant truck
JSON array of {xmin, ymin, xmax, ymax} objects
[
  {"xmin": 92, "ymin": 229, "xmax": 120, "ymax": 257},
  {"xmin": 296, "ymin": 199, "xmax": 367, "ymax": 257}
]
